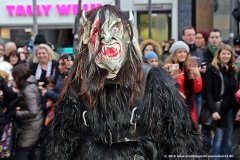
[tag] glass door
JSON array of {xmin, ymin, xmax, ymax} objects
[{"xmin": 137, "ymin": 11, "xmax": 171, "ymax": 44}]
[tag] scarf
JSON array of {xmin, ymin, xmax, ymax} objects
[
  {"xmin": 0, "ymin": 56, "xmax": 4, "ymax": 62},
  {"xmin": 35, "ymin": 61, "xmax": 52, "ymax": 80},
  {"xmin": 208, "ymin": 43, "xmax": 221, "ymax": 57}
]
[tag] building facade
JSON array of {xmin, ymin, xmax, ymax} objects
[
  {"xmin": 196, "ymin": 0, "xmax": 238, "ymax": 42},
  {"xmin": 0, "ymin": 0, "xmax": 181, "ymax": 52}
]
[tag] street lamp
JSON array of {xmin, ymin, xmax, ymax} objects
[
  {"xmin": 33, "ymin": 0, "xmax": 38, "ymax": 37},
  {"xmin": 148, "ymin": 0, "xmax": 152, "ymax": 38},
  {"xmin": 73, "ymin": 0, "xmax": 82, "ymax": 50}
]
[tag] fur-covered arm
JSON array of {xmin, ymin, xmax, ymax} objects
[
  {"xmin": 141, "ymin": 67, "xmax": 205, "ymax": 156},
  {"xmin": 40, "ymin": 79, "xmax": 85, "ymax": 160}
]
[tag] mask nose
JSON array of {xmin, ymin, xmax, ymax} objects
[{"xmin": 104, "ymin": 32, "xmax": 112, "ymax": 43}]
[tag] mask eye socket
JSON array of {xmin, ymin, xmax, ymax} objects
[{"xmin": 112, "ymin": 26, "xmax": 120, "ymax": 33}]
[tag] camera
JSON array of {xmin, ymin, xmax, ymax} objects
[{"xmin": 169, "ymin": 64, "xmax": 179, "ymax": 71}]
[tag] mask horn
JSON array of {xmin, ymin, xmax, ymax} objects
[
  {"xmin": 81, "ymin": 10, "xmax": 90, "ymax": 44},
  {"xmin": 128, "ymin": 10, "xmax": 134, "ymax": 25},
  {"xmin": 81, "ymin": 10, "xmax": 87, "ymax": 27}
]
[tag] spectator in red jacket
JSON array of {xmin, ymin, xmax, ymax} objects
[{"xmin": 163, "ymin": 41, "xmax": 202, "ymax": 123}]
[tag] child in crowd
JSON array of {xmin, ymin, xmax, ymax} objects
[
  {"xmin": 144, "ymin": 51, "xmax": 159, "ymax": 67},
  {"xmin": 42, "ymin": 76, "xmax": 56, "ymax": 126}
]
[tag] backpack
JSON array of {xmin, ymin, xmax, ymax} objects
[{"xmin": 0, "ymin": 120, "xmax": 17, "ymax": 159}]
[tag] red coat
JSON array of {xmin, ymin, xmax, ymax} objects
[{"xmin": 176, "ymin": 70, "xmax": 202, "ymax": 123}]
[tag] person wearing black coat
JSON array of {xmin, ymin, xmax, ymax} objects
[
  {"xmin": 203, "ymin": 44, "xmax": 237, "ymax": 159},
  {"xmin": 28, "ymin": 44, "xmax": 59, "ymax": 84},
  {"xmin": 201, "ymin": 28, "xmax": 223, "ymax": 153},
  {"xmin": 30, "ymin": 59, "xmax": 59, "ymax": 83},
  {"xmin": 0, "ymin": 75, "xmax": 14, "ymax": 138}
]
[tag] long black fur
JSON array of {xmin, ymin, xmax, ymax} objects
[
  {"xmin": 41, "ymin": 67, "xmax": 206, "ymax": 160},
  {"xmin": 141, "ymin": 67, "xmax": 206, "ymax": 159}
]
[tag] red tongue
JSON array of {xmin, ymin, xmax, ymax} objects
[{"xmin": 105, "ymin": 48, "xmax": 117, "ymax": 57}]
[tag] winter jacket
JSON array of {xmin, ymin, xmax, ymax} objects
[
  {"xmin": 0, "ymin": 75, "xmax": 13, "ymax": 138},
  {"xmin": 203, "ymin": 64, "xmax": 237, "ymax": 129},
  {"xmin": 55, "ymin": 71, "xmax": 68, "ymax": 94},
  {"xmin": 45, "ymin": 90, "xmax": 59, "ymax": 103},
  {"xmin": 16, "ymin": 75, "xmax": 44, "ymax": 147},
  {"xmin": 176, "ymin": 70, "xmax": 202, "ymax": 123},
  {"xmin": 203, "ymin": 47, "xmax": 214, "ymax": 65}
]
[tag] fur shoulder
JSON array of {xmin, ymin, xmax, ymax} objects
[{"xmin": 141, "ymin": 67, "xmax": 205, "ymax": 156}]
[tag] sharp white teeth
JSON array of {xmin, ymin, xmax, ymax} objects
[
  {"xmin": 115, "ymin": 44, "xmax": 119, "ymax": 52},
  {"xmin": 106, "ymin": 55, "xmax": 109, "ymax": 60},
  {"xmin": 117, "ymin": 45, "xmax": 120, "ymax": 52},
  {"xmin": 102, "ymin": 47, "xmax": 104, "ymax": 54},
  {"xmin": 116, "ymin": 53, "xmax": 120, "ymax": 59},
  {"xmin": 112, "ymin": 44, "xmax": 116, "ymax": 50}
]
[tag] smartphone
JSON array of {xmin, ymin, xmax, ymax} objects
[
  {"xmin": 169, "ymin": 63, "xmax": 179, "ymax": 71},
  {"xmin": 190, "ymin": 56, "xmax": 197, "ymax": 68}
]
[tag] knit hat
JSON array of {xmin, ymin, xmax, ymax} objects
[
  {"xmin": 144, "ymin": 51, "xmax": 158, "ymax": 60},
  {"xmin": 196, "ymin": 31, "xmax": 209, "ymax": 43},
  {"xmin": 17, "ymin": 47, "xmax": 24, "ymax": 53},
  {"xmin": 233, "ymin": 34, "xmax": 240, "ymax": 46},
  {"xmin": 169, "ymin": 41, "xmax": 189, "ymax": 54},
  {"xmin": 0, "ymin": 43, "xmax": 5, "ymax": 50},
  {"xmin": 34, "ymin": 34, "xmax": 47, "ymax": 45}
]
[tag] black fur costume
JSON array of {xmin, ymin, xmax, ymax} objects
[{"xmin": 41, "ymin": 5, "xmax": 206, "ymax": 160}]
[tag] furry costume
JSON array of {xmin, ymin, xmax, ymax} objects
[{"xmin": 41, "ymin": 5, "xmax": 206, "ymax": 160}]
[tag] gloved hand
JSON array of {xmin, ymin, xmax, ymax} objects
[
  {"xmin": 8, "ymin": 99, "xmax": 18, "ymax": 110},
  {"xmin": 7, "ymin": 111, "xmax": 16, "ymax": 119}
]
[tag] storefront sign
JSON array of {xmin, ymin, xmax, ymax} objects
[{"xmin": 5, "ymin": 3, "xmax": 102, "ymax": 16}]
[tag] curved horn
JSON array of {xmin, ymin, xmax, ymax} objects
[
  {"xmin": 81, "ymin": 10, "xmax": 87, "ymax": 27},
  {"xmin": 128, "ymin": 10, "xmax": 134, "ymax": 25},
  {"xmin": 81, "ymin": 10, "xmax": 91, "ymax": 44}
]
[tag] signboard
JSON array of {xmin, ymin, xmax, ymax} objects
[
  {"xmin": 6, "ymin": 3, "xmax": 102, "ymax": 16},
  {"xmin": 0, "ymin": 0, "xmax": 107, "ymax": 26}
]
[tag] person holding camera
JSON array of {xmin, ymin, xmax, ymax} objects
[{"xmin": 163, "ymin": 41, "xmax": 202, "ymax": 123}]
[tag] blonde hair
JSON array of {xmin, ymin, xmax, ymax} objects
[
  {"xmin": 33, "ymin": 44, "xmax": 56, "ymax": 63},
  {"xmin": 211, "ymin": 44, "xmax": 238, "ymax": 74}
]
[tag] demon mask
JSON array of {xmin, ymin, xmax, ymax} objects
[{"xmin": 81, "ymin": 9, "xmax": 135, "ymax": 74}]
